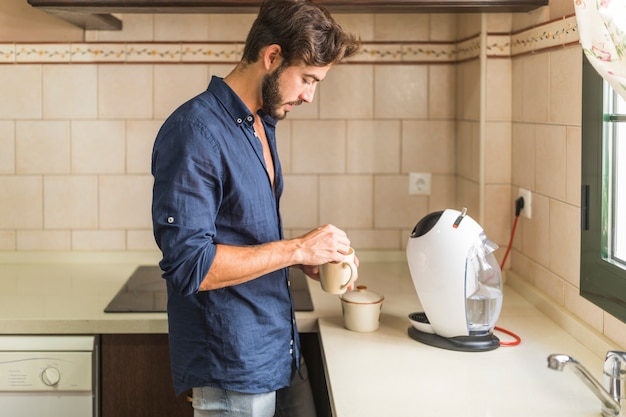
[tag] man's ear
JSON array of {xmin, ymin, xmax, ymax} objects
[{"xmin": 263, "ymin": 44, "xmax": 283, "ymax": 70}]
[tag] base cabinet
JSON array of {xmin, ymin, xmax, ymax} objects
[
  {"xmin": 100, "ymin": 333, "xmax": 331, "ymax": 417},
  {"xmin": 100, "ymin": 334, "xmax": 192, "ymax": 417}
]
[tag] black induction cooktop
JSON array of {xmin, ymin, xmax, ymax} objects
[{"xmin": 104, "ymin": 266, "xmax": 314, "ymax": 313}]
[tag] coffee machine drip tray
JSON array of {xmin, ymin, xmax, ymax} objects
[
  {"xmin": 407, "ymin": 326, "xmax": 500, "ymax": 352},
  {"xmin": 105, "ymin": 266, "xmax": 314, "ymax": 313}
]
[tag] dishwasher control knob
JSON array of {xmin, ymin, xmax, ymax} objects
[{"xmin": 41, "ymin": 367, "xmax": 61, "ymax": 386}]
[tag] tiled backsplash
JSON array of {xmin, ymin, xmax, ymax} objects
[{"xmin": 0, "ymin": 13, "xmax": 577, "ymax": 253}]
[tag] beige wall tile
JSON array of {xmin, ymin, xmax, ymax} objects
[
  {"xmin": 604, "ymin": 313, "xmax": 626, "ymax": 349},
  {"xmin": 291, "ymin": 120, "xmax": 346, "ymax": 174},
  {"xmin": 522, "ymin": 52, "xmax": 550, "ymax": 122},
  {"xmin": 44, "ymin": 176, "xmax": 98, "ymax": 228},
  {"xmin": 566, "ymin": 126, "xmax": 581, "ymax": 206},
  {"xmin": 127, "ymin": 120, "xmax": 162, "ymax": 174},
  {"xmin": 320, "ymin": 175, "xmax": 373, "ymax": 228},
  {"xmin": 549, "ymin": 0, "xmax": 575, "ymax": 20},
  {"xmin": 321, "ymin": 65, "xmax": 373, "ymax": 119},
  {"xmin": 564, "ymin": 283, "xmax": 604, "ymax": 332},
  {"xmin": 511, "ymin": 123, "xmax": 535, "ymax": 190},
  {"xmin": 485, "ymin": 13, "xmax": 513, "ymax": 32},
  {"xmin": 334, "ymin": 14, "xmax": 374, "ymax": 41},
  {"xmin": 288, "ymin": 98, "xmax": 319, "ymax": 120},
  {"xmin": 346, "ymin": 229, "xmax": 401, "ymax": 250},
  {"xmin": 456, "ymin": 13, "xmax": 482, "ymax": 39},
  {"xmin": 71, "ymin": 121, "xmax": 126, "ymax": 174},
  {"xmin": 154, "ymin": 65, "xmax": 209, "ymax": 119},
  {"xmin": 521, "ymin": 192, "xmax": 550, "ymax": 267},
  {"xmin": 347, "ymin": 120, "xmax": 401, "ymax": 174},
  {"xmin": 458, "ymin": 60, "xmax": 480, "ymax": 121},
  {"xmin": 98, "ymin": 64, "xmax": 153, "ymax": 119},
  {"xmin": 72, "ymin": 230, "xmax": 125, "ymax": 250},
  {"xmin": 485, "ymin": 122, "xmax": 512, "ymax": 183},
  {"xmin": 99, "ymin": 175, "xmax": 153, "ymax": 229},
  {"xmin": 486, "ymin": 58, "xmax": 512, "ymax": 121},
  {"xmin": 511, "ymin": 58, "xmax": 523, "ymax": 122},
  {"xmin": 154, "ymin": 14, "xmax": 209, "ymax": 41},
  {"xmin": 484, "ymin": 184, "xmax": 511, "ymax": 246},
  {"xmin": 374, "ymin": 14, "xmax": 429, "ymax": 41},
  {"xmin": 550, "ymin": 47, "xmax": 582, "ymax": 126},
  {"xmin": 374, "ymin": 65, "xmax": 427, "ymax": 119},
  {"xmin": 127, "ymin": 230, "xmax": 160, "ymax": 251},
  {"xmin": 374, "ymin": 175, "xmax": 428, "ymax": 229},
  {"xmin": 0, "ymin": 65, "xmax": 42, "ymax": 119},
  {"xmin": 535, "ymin": 124, "xmax": 566, "ymax": 201},
  {"xmin": 455, "ymin": 121, "xmax": 477, "ymax": 181},
  {"xmin": 17, "ymin": 230, "xmax": 70, "ymax": 250},
  {"xmin": 276, "ymin": 121, "xmax": 292, "ymax": 174},
  {"xmin": 430, "ymin": 14, "xmax": 457, "ymax": 41},
  {"xmin": 402, "ymin": 121, "xmax": 455, "ymax": 174},
  {"xmin": 208, "ymin": 14, "xmax": 256, "ymax": 41},
  {"xmin": 511, "ymin": 7, "xmax": 550, "ymax": 32},
  {"xmin": 16, "ymin": 121, "xmax": 70, "ymax": 174},
  {"xmin": 281, "ymin": 175, "xmax": 319, "ymax": 230},
  {"xmin": 43, "ymin": 65, "xmax": 97, "ymax": 119},
  {"xmin": 456, "ymin": 177, "xmax": 479, "ymax": 216},
  {"xmin": 428, "ymin": 174, "xmax": 456, "ymax": 212},
  {"xmin": 549, "ymin": 199, "xmax": 580, "ymax": 286},
  {"xmin": 0, "ymin": 231, "xmax": 16, "ymax": 250},
  {"xmin": 0, "ymin": 176, "xmax": 42, "ymax": 228},
  {"xmin": 87, "ymin": 14, "xmax": 154, "ymax": 42},
  {"xmin": 533, "ymin": 264, "xmax": 565, "ymax": 304},
  {"xmin": 429, "ymin": 64, "xmax": 456, "ymax": 119},
  {"xmin": 0, "ymin": 121, "xmax": 15, "ymax": 174}
]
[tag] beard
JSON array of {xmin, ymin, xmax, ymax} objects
[{"xmin": 261, "ymin": 65, "xmax": 302, "ymax": 120}]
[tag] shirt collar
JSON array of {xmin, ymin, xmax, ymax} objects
[{"xmin": 207, "ymin": 76, "xmax": 278, "ymax": 131}]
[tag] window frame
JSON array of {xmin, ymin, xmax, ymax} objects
[{"xmin": 580, "ymin": 55, "xmax": 626, "ymax": 323}]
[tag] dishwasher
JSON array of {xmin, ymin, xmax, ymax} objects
[{"xmin": 0, "ymin": 335, "xmax": 99, "ymax": 417}]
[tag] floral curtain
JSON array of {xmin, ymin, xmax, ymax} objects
[{"xmin": 575, "ymin": 0, "xmax": 626, "ymax": 100}]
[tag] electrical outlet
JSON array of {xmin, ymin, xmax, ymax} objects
[
  {"xmin": 409, "ymin": 173, "xmax": 431, "ymax": 195},
  {"xmin": 517, "ymin": 188, "xmax": 532, "ymax": 219}
]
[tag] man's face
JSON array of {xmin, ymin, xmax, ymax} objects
[{"xmin": 261, "ymin": 62, "xmax": 331, "ymax": 120}]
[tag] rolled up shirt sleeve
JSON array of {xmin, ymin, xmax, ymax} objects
[{"xmin": 152, "ymin": 119, "xmax": 221, "ymax": 296}]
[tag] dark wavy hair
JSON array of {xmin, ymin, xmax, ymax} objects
[{"xmin": 241, "ymin": 0, "xmax": 361, "ymax": 67}]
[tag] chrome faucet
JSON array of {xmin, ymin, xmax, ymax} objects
[{"xmin": 547, "ymin": 351, "xmax": 626, "ymax": 417}]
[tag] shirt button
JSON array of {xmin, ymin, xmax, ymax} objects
[
  {"xmin": 167, "ymin": 216, "xmax": 174, "ymax": 224},
  {"xmin": 289, "ymin": 348, "xmax": 293, "ymax": 354},
  {"xmin": 247, "ymin": 115, "xmax": 253, "ymax": 122},
  {"xmin": 290, "ymin": 339, "xmax": 294, "ymax": 346},
  {"xmin": 236, "ymin": 118, "xmax": 242, "ymax": 123}
]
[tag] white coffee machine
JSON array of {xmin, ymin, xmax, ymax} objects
[{"xmin": 406, "ymin": 208, "xmax": 502, "ymax": 351}]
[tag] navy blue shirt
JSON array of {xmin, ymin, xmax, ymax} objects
[{"xmin": 151, "ymin": 76, "xmax": 299, "ymax": 396}]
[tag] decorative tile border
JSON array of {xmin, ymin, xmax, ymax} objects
[
  {"xmin": 0, "ymin": 16, "xmax": 579, "ymax": 65},
  {"xmin": 511, "ymin": 15, "xmax": 578, "ymax": 56}
]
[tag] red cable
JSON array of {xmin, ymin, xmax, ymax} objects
[
  {"xmin": 495, "ymin": 326, "xmax": 522, "ymax": 346},
  {"xmin": 493, "ymin": 208, "xmax": 524, "ymax": 346},
  {"xmin": 499, "ymin": 214, "xmax": 519, "ymax": 270}
]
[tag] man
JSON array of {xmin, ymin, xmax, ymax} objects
[{"xmin": 151, "ymin": 1, "xmax": 361, "ymax": 416}]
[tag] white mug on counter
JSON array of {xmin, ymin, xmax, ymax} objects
[{"xmin": 319, "ymin": 247, "xmax": 357, "ymax": 295}]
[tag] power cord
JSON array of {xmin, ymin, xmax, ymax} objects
[
  {"xmin": 494, "ymin": 196, "xmax": 525, "ymax": 347},
  {"xmin": 499, "ymin": 196, "xmax": 524, "ymax": 270}
]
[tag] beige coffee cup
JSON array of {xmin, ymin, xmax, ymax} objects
[{"xmin": 319, "ymin": 247, "xmax": 357, "ymax": 295}]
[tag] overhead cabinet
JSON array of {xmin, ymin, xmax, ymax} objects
[{"xmin": 29, "ymin": 0, "xmax": 549, "ymax": 30}]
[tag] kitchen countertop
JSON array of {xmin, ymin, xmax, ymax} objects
[{"xmin": 0, "ymin": 253, "xmax": 621, "ymax": 416}]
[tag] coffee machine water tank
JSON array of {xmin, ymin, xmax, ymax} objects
[{"xmin": 406, "ymin": 208, "xmax": 503, "ymax": 351}]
